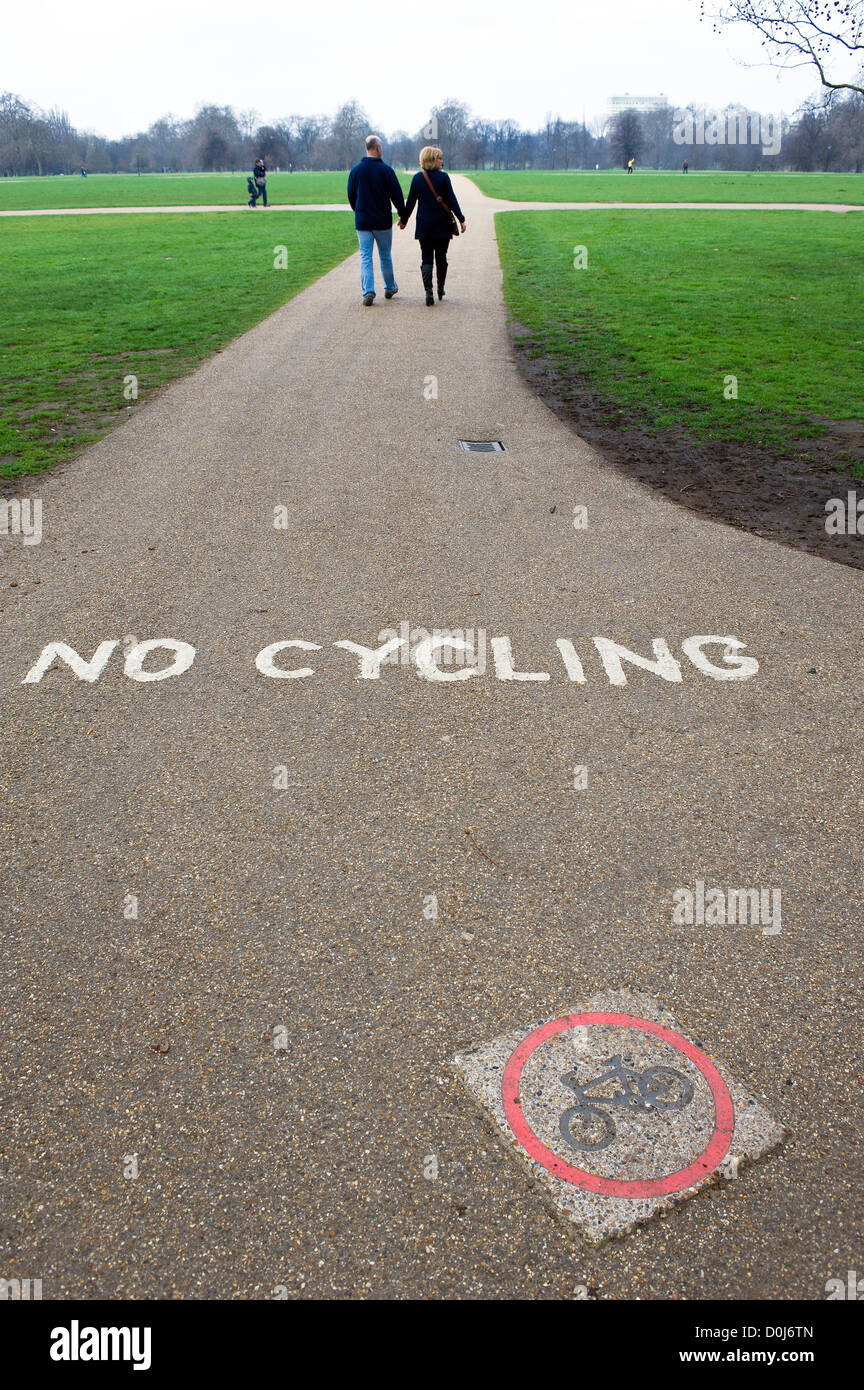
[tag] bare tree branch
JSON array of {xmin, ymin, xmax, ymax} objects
[{"xmin": 700, "ymin": 0, "xmax": 864, "ymax": 95}]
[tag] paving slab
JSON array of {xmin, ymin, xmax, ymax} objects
[{"xmin": 454, "ymin": 988, "xmax": 786, "ymax": 1244}]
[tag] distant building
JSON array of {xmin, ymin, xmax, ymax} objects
[{"xmin": 605, "ymin": 93, "xmax": 668, "ymax": 129}]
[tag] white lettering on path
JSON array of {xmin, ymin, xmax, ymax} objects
[
  {"xmin": 20, "ymin": 632, "xmax": 760, "ymax": 688},
  {"xmin": 255, "ymin": 639, "xmax": 322, "ymax": 679}
]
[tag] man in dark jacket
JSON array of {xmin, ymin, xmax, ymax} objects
[
  {"xmin": 399, "ymin": 147, "xmax": 466, "ymax": 305},
  {"xmin": 347, "ymin": 136, "xmax": 407, "ymax": 306}
]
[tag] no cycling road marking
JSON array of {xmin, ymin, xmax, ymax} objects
[
  {"xmin": 18, "ymin": 631, "xmax": 760, "ymax": 689},
  {"xmin": 453, "ymin": 991, "xmax": 786, "ymax": 1245}
]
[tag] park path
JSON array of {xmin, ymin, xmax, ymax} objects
[
  {"xmin": 0, "ymin": 173, "xmax": 862, "ymax": 1299},
  {"xmin": 3, "ymin": 196, "xmax": 862, "ymax": 215}
]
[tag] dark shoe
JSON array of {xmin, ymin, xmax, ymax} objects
[
  {"xmin": 437, "ymin": 286, "xmax": 446, "ymax": 300},
  {"xmin": 384, "ymin": 287, "xmax": 398, "ymax": 299},
  {"xmin": 362, "ymin": 293, "xmax": 374, "ymax": 306},
  {"xmin": 421, "ymin": 261, "xmax": 435, "ymax": 306}
]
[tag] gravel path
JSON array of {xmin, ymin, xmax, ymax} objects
[
  {"xmin": 0, "ymin": 174, "xmax": 861, "ymax": 1299},
  {"xmin": 3, "ymin": 197, "xmax": 862, "ymax": 215}
]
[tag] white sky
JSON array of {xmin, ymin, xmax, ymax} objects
[{"xmin": 3, "ymin": 0, "xmax": 821, "ymax": 137}]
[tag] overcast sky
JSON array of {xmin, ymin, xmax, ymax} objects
[{"xmin": 5, "ymin": 0, "xmax": 821, "ymax": 137}]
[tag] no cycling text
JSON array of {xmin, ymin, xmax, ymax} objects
[{"xmin": 20, "ymin": 632, "xmax": 759, "ymax": 687}]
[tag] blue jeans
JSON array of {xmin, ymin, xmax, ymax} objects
[{"xmin": 357, "ymin": 227, "xmax": 396, "ymax": 297}]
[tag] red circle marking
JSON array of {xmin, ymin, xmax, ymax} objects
[{"xmin": 502, "ymin": 1012, "xmax": 733, "ymax": 1199}]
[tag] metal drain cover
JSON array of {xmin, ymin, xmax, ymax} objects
[{"xmin": 458, "ymin": 440, "xmax": 507, "ymax": 453}]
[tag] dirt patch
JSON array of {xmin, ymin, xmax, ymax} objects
[
  {"xmin": 18, "ymin": 403, "xmax": 64, "ymax": 418},
  {"xmin": 510, "ymin": 322, "xmax": 864, "ymax": 572},
  {"xmin": 92, "ymin": 348, "xmax": 177, "ymax": 360}
]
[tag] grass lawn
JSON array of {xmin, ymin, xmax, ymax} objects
[
  {"xmin": 0, "ymin": 171, "xmax": 373, "ymax": 210},
  {"xmin": 0, "ymin": 211, "xmax": 357, "ymax": 479},
  {"xmin": 495, "ymin": 210, "xmax": 864, "ymax": 460},
  {"xmin": 468, "ymin": 170, "xmax": 864, "ymax": 204}
]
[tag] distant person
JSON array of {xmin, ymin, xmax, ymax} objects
[
  {"xmin": 399, "ymin": 146, "xmax": 466, "ymax": 306},
  {"xmin": 627, "ymin": 157, "xmax": 635, "ymax": 174},
  {"xmin": 249, "ymin": 158, "xmax": 268, "ymax": 207},
  {"xmin": 347, "ymin": 135, "xmax": 407, "ymax": 306},
  {"xmin": 80, "ymin": 166, "xmax": 87, "ymax": 177},
  {"xmin": 682, "ymin": 160, "xmax": 689, "ymax": 174}
]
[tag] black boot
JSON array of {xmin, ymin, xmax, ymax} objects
[
  {"xmin": 421, "ymin": 261, "xmax": 435, "ymax": 306},
  {"xmin": 437, "ymin": 260, "xmax": 447, "ymax": 300}
]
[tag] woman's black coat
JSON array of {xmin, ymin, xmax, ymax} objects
[{"xmin": 403, "ymin": 168, "xmax": 464, "ymax": 239}]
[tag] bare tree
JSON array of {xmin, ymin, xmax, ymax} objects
[
  {"xmin": 543, "ymin": 114, "xmax": 563, "ymax": 168},
  {"xmin": 290, "ymin": 114, "xmax": 326, "ymax": 169},
  {"xmin": 328, "ymin": 100, "xmax": 370, "ymax": 169},
  {"xmin": 462, "ymin": 119, "xmax": 492, "ymax": 168},
  {"xmin": 430, "ymin": 99, "xmax": 470, "ymax": 166},
  {"xmin": 254, "ymin": 124, "xmax": 291, "ymax": 168},
  {"xmin": 0, "ymin": 92, "xmax": 35, "ymax": 174},
  {"xmin": 188, "ymin": 105, "xmax": 243, "ymax": 168},
  {"xmin": 387, "ymin": 130, "xmax": 415, "ymax": 167},
  {"xmin": 491, "ymin": 118, "xmax": 521, "ymax": 168},
  {"xmin": 198, "ymin": 131, "xmax": 230, "ymax": 171},
  {"xmin": 609, "ymin": 109, "xmax": 645, "ymax": 165},
  {"xmin": 238, "ymin": 108, "xmax": 260, "ymax": 141},
  {"xmin": 700, "ymin": 1, "xmax": 864, "ymax": 96},
  {"xmin": 641, "ymin": 105, "xmax": 679, "ymax": 168},
  {"xmin": 146, "ymin": 116, "xmax": 184, "ymax": 170}
]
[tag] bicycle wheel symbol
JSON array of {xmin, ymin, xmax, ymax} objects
[
  {"xmin": 639, "ymin": 1066, "xmax": 694, "ymax": 1112},
  {"xmin": 558, "ymin": 1056, "xmax": 695, "ymax": 1153},
  {"xmin": 559, "ymin": 1104, "xmax": 617, "ymax": 1152}
]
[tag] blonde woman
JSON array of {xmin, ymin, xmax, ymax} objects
[{"xmin": 398, "ymin": 146, "xmax": 466, "ymax": 305}]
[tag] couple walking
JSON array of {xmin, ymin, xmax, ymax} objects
[{"xmin": 347, "ymin": 135, "xmax": 466, "ymax": 306}]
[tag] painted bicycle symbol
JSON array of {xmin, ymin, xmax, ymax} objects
[{"xmin": 558, "ymin": 1054, "xmax": 695, "ymax": 1152}]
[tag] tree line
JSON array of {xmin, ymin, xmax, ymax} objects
[{"xmin": 1, "ymin": 92, "xmax": 862, "ymax": 176}]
